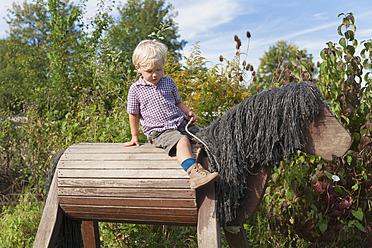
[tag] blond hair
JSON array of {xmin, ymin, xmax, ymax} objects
[{"xmin": 132, "ymin": 40, "xmax": 168, "ymax": 69}]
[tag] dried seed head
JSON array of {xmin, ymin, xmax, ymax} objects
[
  {"xmin": 239, "ymin": 75, "xmax": 244, "ymax": 81},
  {"xmin": 219, "ymin": 55, "xmax": 224, "ymax": 62},
  {"xmin": 236, "ymin": 39, "xmax": 242, "ymax": 49},
  {"xmin": 246, "ymin": 31, "xmax": 251, "ymax": 38},
  {"xmin": 252, "ymin": 71, "xmax": 256, "ymax": 76},
  {"xmin": 278, "ymin": 56, "xmax": 283, "ymax": 63},
  {"xmin": 283, "ymin": 62, "xmax": 288, "ymax": 68},
  {"xmin": 242, "ymin": 60, "xmax": 246, "ymax": 67},
  {"xmin": 317, "ymin": 61, "xmax": 321, "ymax": 67},
  {"xmin": 250, "ymin": 65, "xmax": 254, "ymax": 71},
  {"xmin": 234, "ymin": 35, "xmax": 239, "ymax": 42},
  {"xmin": 273, "ymin": 71, "xmax": 278, "ymax": 77},
  {"xmin": 253, "ymin": 76, "xmax": 257, "ymax": 82},
  {"xmin": 296, "ymin": 54, "xmax": 301, "ymax": 60},
  {"xmin": 228, "ymin": 72, "xmax": 231, "ymax": 78},
  {"xmin": 307, "ymin": 62, "xmax": 312, "ymax": 68}
]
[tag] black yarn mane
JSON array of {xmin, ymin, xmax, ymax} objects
[{"xmin": 196, "ymin": 81, "xmax": 332, "ymax": 224}]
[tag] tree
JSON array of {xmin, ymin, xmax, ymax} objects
[
  {"xmin": 108, "ymin": 0, "xmax": 186, "ymax": 66},
  {"xmin": 254, "ymin": 40, "xmax": 314, "ymax": 92},
  {"xmin": 1, "ymin": 0, "xmax": 81, "ymax": 112}
]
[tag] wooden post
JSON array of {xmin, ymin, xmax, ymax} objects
[
  {"xmin": 197, "ymin": 183, "xmax": 221, "ymax": 248},
  {"xmin": 196, "ymin": 155, "xmax": 221, "ymax": 248},
  {"xmin": 34, "ymin": 170, "xmax": 63, "ymax": 248},
  {"xmin": 81, "ymin": 221, "xmax": 100, "ymax": 248}
]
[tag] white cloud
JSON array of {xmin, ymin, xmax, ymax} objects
[{"xmin": 172, "ymin": 0, "xmax": 253, "ymax": 40}]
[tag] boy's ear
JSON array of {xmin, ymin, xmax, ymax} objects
[{"xmin": 135, "ymin": 65, "xmax": 141, "ymax": 73}]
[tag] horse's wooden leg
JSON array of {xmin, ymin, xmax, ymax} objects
[
  {"xmin": 223, "ymin": 167, "xmax": 271, "ymax": 248},
  {"xmin": 81, "ymin": 220, "xmax": 100, "ymax": 248},
  {"xmin": 224, "ymin": 224, "xmax": 250, "ymax": 248},
  {"xmin": 196, "ymin": 151, "xmax": 221, "ymax": 248},
  {"xmin": 197, "ymin": 183, "xmax": 221, "ymax": 248},
  {"xmin": 244, "ymin": 167, "xmax": 271, "ymax": 219},
  {"xmin": 34, "ymin": 170, "xmax": 63, "ymax": 248}
]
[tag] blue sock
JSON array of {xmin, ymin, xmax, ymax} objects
[{"xmin": 181, "ymin": 158, "xmax": 196, "ymax": 171}]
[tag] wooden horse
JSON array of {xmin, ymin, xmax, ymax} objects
[{"xmin": 34, "ymin": 82, "xmax": 351, "ymax": 247}]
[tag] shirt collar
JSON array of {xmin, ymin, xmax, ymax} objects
[{"xmin": 137, "ymin": 76, "xmax": 164, "ymax": 86}]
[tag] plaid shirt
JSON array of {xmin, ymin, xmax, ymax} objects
[{"xmin": 127, "ymin": 76, "xmax": 186, "ymax": 136}]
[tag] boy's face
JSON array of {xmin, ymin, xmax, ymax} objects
[{"xmin": 136, "ymin": 61, "xmax": 164, "ymax": 85}]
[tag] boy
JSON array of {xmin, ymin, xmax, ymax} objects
[{"xmin": 124, "ymin": 40, "xmax": 219, "ymax": 189}]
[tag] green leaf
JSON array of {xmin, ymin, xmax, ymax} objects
[
  {"xmin": 347, "ymin": 155, "xmax": 353, "ymax": 164},
  {"xmin": 324, "ymin": 171, "xmax": 333, "ymax": 180},
  {"xmin": 354, "ymin": 220, "xmax": 366, "ymax": 232},
  {"xmin": 339, "ymin": 38, "xmax": 346, "ymax": 48},
  {"xmin": 352, "ymin": 208, "xmax": 364, "ymax": 221},
  {"xmin": 318, "ymin": 222, "xmax": 328, "ymax": 233}
]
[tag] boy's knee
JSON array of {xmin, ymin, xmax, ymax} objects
[{"xmin": 177, "ymin": 136, "xmax": 190, "ymax": 146}]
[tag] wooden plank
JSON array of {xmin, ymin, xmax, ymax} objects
[
  {"xmin": 81, "ymin": 221, "xmax": 100, "ymax": 248},
  {"xmin": 58, "ymin": 187, "xmax": 196, "ymax": 199},
  {"xmin": 66, "ymin": 145, "xmax": 165, "ymax": 154},
  {"xmin": 69, "ymin": 143, "xmax": 161, "ymax": 151},
  {"xmin": 57, "ymin": 160, "xmax": 179, "ymax": 169},
  {"xmin": 65, "ymin": 212, "xmax": 198, "ymax": 225},
  {"xmin": 60, "ymin": 204, "xmax": 197, "ymax": 217},
  {"xmin": 60, "ymin": 153, "xmax": 171, "ymax": 161},
  {"xmin": 197, "ymin": 161, "xmax": 221, "ymax": 248},
  {"xmin": 58, "ymin": 178, "xmax": 190, "ymax": 188},
  {"xmin": 59, "ymin": 196, "xmax": 197, "ymax": 208},
  {"xmin": 33, "ymin": 170, "xmax": 63, "ymax": 248},
  {"xmin": 58, "ymin": 169, "xmax": 188, "ymax": 179},
  {"xmin": 224, "ymin": 224, "xmax": 250, "ymax": 248}
]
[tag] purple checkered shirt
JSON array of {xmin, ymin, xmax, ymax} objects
[{"xmin": 127, "ymin": 76, "xmax": 187, "ymax": 136}]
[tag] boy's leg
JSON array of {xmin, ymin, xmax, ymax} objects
[{"xmin": 176, "ymin": 136, "xmax": 219, "ymax": 189}]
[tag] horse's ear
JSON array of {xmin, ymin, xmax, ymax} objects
[{"xmin": 302, "ymin": 106, "xmax": 351, "ymax": 161}]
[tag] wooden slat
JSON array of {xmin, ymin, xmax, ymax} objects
[
  {"xmin": 60, "ymin": 204, "xmax": 197, "ymax": 217},
  {"xmin": 58, "ymin": 169, "xmax": 188, "ymax": 179},
  {"xmin": 68, "ymin": 143, "xmax": 160, "ymax": 151},
  {"xmin": 58, "ymin": 187, "xmax": 195, "ymax": 199},
  {"xmin": 60, "ymin": 153, "xmax": 171, "ymax": 161},
  {"xmin": 58, "ymin": 178, "xmax": 190, "ymax": 188},
  {"xmin": 57, "ymin": 160, "xmax": 179, "ymax": 169},
  {"xmin": 59, "ymin": 196, "xmax": 197, "ymax": 208},
  {"xmin": 65, "ymin": 212, "xmax": 198, "ymax": 225},
  {"xmin": 66, "ymin": 145, "xmax": 164, "ymax": 154}
]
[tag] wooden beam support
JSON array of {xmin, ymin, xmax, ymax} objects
[
  {"xmin": 34, "ymin": 170, "xmax": 63, "ymax": 248},
  {"xmin": 81, "ymin": 221, "xmax": 100, "ymax": 248}
]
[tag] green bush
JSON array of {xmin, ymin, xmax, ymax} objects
[
  {"xmin": 264, "ymin": 13, "xmax": 371, "ymax": 247},
  {"xmin": 0, "ymin": 190, "xmax": 43, "ymax": 247}
]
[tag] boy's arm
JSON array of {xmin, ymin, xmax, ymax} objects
[
  {"xmin": 176, "ymin": 100, "xmax": 197, "ymax": 121},
  {"xmin": 124, "ymin": 113, "xmax": 140, "ymax": 147}
]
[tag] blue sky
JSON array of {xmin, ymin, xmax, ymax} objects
[{"xmin": 1, "ymin": 0, "xmax": 372, "ymax": 70}]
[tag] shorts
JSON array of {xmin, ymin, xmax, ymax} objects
[{"xmin": 147, "ymin": 120, "xmax": 200, "ymax": 157}]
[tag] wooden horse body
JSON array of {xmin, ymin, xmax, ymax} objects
[{"xmin": 34, "ymin": 104, "xmax": 351, "ymax": 248}]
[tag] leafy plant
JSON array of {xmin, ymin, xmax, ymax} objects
[
  {"xmin": 0, "ymin": 190, "xmax": 44, "ymax": 248},
  {"xmin": 264, "ymin": 13, "xmax": 371, "ymax": 247}
]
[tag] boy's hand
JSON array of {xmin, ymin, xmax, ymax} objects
[
  {"xmin": 187, "ymin": 111, "xmax": 197, "ymax": 122},
  {"xmin": 124, "ymin": 136, "xmax": 140, "ymax": 147}
]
